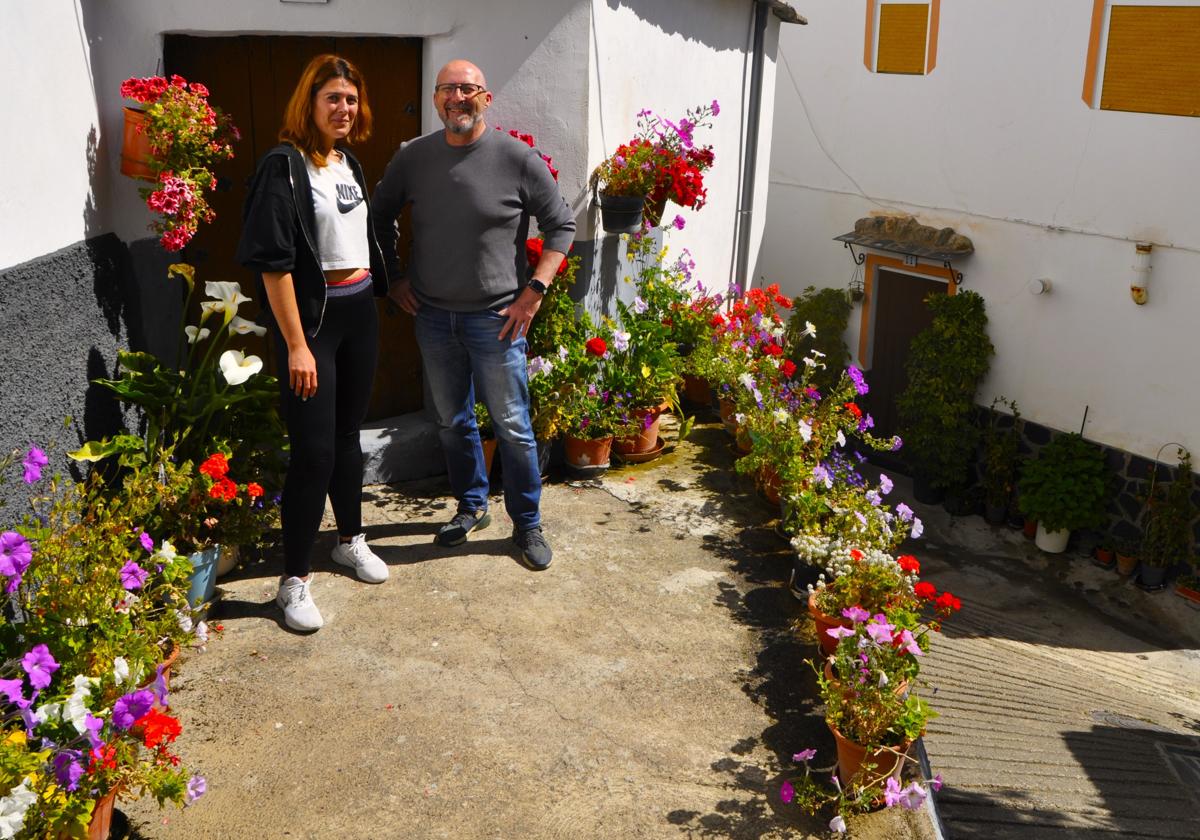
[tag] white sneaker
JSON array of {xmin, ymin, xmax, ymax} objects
[
  {"xmin": 331, "ymin": 534, "xmax": 389, "ymax": 583},
  {"xmin": 276, "ymin": 575, "xmax": 324, "ymax": 632}
]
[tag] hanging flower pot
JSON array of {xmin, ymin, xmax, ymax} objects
[
  {"xmin": 120, "ymin": 106, "xmax": 157, "ymax": 181},
  {"xmin": 643, "ymin": 192, "xmax": 668, "ymax": 227},
  {"xmin": 597, "ymin": 193, "xmax": 644, "ymax": 234}
]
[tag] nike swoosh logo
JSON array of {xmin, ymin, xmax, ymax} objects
[{"xmin": 337, "ymin": 196, "xmax": 364, "ymax": 214}]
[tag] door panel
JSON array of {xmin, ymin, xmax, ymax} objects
[
  {"xmin": 862, "ymin": 268, "xmax": 946, "ymax": 439},
  {"xmin": 164, "ymin": 35, "xmax": 423, "ymax": 420}
]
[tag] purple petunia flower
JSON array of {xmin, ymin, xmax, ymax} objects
[
  {"xmin": 846, "ymin": 365, "xmax": 869, "ymax": 396},
  {"xmin": 83, "ymin": 714, "xmax": 105, "ymax": 752},
  {"xmin": 22, "ymin": 447, "xmax": 49, "ymax": 484},
  {"xmin": 841, "ymin": 606, "xmax": 870, "ymax": 623},
  {"xmin": 891, "ymin": 435, "xmax": 903, "ymax": 451},
  {"xmin": 112, "ymin": 689, "xmax": 155, "ymax": 730},
  {"xmin": 120, "ymin": 560, "xmax": 149, "ymax": 591},
  {"xmin": 911, "ymin": 517, "xmax": 925, "ymax": 539},
  {"xmin": 22, "ymin": 644, "xmax": 59, "ymax": 690},
  {"xmin": 672, "ymin": 214, "xmax": 686, "ymax": 230},
  {"xmin": 53, "ymin": 751, "xmax": 84, "ymax": 791},
  {"xmin": 884, "ymin": 776, "xmax": 904, "ymax": 807},
  {"xmin": 0, "ymin": 531, "xmax": 33, "ymax": 592},
  {"xmin": 793, "ymin": 748, "xmax": 817, "ymax": 763},
  {"xmin": 780, "ymin": 780, "xmax": 795, "ymax": 804},
  {"xmin": 633, "ymin": 296, "xmax": 648, "ymax": 314},
  {"xmin": 138, "ymin": 530, "xmax": 155, "ymax": 552},
  {"xmin": 186, "ymin": 775, "xmax": 207, "ymax": 804},
  {"xmin": 0, "ymin": 678, "xmax": 24, "ymax": 705},
  {"xmin": 150, "ymin": 663, "xmax": 170, "ymax": 707},
  {"xmin": 812, "ymin": 464, "xmax": 833, "ymax": 489},
  {"xmin": 711, "ymin": 99, "xmax": 720, "ymax": 116},
  {"xmin": 896, "ymin": 503, "xmax": 914, "ymax": 522},
  {"xmin": 879, "ymin": 474, "xmax": 893, "ymax": 495}
]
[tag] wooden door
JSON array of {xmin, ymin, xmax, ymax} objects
[
  {"xmin": 163, "ymin": 35, "xmax": 424, "ymax": 420},
  {"xmin": 861, "ymin": 268, "xmax": 947, "ymax": 440}
]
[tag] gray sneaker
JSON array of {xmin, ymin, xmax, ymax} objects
[
  {"xmin": 435, "ymin": 509, "xmax": 491, "ymax": 547},
  {"xmin": 512, "ymin": 526, "xmax": 552, "ymax": 571}
]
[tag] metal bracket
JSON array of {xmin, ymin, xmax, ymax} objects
[
  {"xmin": 845, "ymin": 241, "xmax": 866, "ymax": 266},
  {"xmin": 943, "ymin": 260, "xmax": 964, "ymax": 285}
]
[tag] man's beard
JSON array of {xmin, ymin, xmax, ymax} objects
[{"xmin": 442, "ymin": 106, "xmax": 480, "ymax": 135}]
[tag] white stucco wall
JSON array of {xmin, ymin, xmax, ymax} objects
[
  {"xmin": 758, "ymin": 0, "xmax": 1200, "ymax": 460},
  {"xmin": 587, "ymin": 0, "xmax": 782, "ymax": 292},
  {"xmin": 72, "ymin": 0, "xmax": 593, "ymax": 248},
  {"xmin": 0, "ymin": 1, "xmax": 102, "ymax": 271}
]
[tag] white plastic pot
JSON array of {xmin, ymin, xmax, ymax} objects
[{"xmin": 1034, "ymin": 523, "xmax": 1070, "ymax": 553}]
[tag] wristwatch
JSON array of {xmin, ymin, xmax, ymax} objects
[{"xmin": 528, "ymin": 278, "xmax": 549, "ymax": 296}]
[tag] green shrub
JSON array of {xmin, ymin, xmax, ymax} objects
[{"xmin": 1018, "ymin": 433, "xmax": 1110, "ymax": 533}]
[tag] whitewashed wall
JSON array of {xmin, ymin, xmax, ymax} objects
[
  {"xmin": 758, "ymin": 0, "xmax": 1200, "ymax": 460},
  {"xmin": 587, "ymin": 0, "xmax": 781, "ymax": 292},
  {"xmin": 73, "ymin": 0, "xmax": 593, "ymax": 247},
  {"xmin": 0, "ymin": 1, "xmax": 102, "ymax": 271}
]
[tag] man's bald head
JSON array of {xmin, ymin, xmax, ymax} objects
[
  {"xmin": 436, "ymin": 60, "xmax": 487, "ymax": 89},
  {"xmin": 434, "ymin": 60, "xmax": 492, "ymax": 143}
]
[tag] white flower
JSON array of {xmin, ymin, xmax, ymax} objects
[
  {"xmin": 633, "ymin": 296, "xmax": 648, "ymax": 314},
  {"xmin": 35, "ymin": 701, "xmax": 62, "ymax": 724},
  {"xmin": 799, "ymin": 320, "xmax": 817, "ymax": 338},
  {"xmin": 219, "ymin": 350, "xmax": 263, "ymax": 386},
  {"xmin": 195, "ymin": 621, "xmax": 209, "ymax": 645},
  {"xmin": 176, "ymin": 609, "xmax": 194, "ymax": 634},
  {"xmin": 184, "ymin": 325, "xmax": 211, "ymax": 344},
  {"xmin": 557, "ymin": 345, "xmax": 568, "ymax": 361},
  {"xmin": 202, "ymin": 281, "xmax": 250, "ymax": 322},
  {"xmin": 738, "ymin": 372, "xmax": 755, "ymax": 392},
  {"xmin": 772, "ymin": 408, "xmax": 790, "ymax": 424},
  {"xmin": 734, "ymin": 413, "xmax": 746, "ymax": 425},
  {"xmin": 829, "ymin": 815, "xmax": 846, "ymax": 833},
  {"xmin": 527, "ymin": 356, "xmax": 553, "ymax": 378},
  {"xmin": 65, "ymin": 675, "xmax": 96, "ymax": 734},
  {"xmin": 911, "ymin": 517, "xmax": 924, "ymax": 539},
  {"xmin": 797, "ymin": 418, "xmax": 813, "ymax": 443},
  {"xmin": 836, "ymin": 430, "xmax": 846, "ymax": 448},
  {"xmin": 613, "ymin": 330, "xmax": 631, "ymax": 352},
  {"xmin": 154, "ymin": 539, "xmax": 178, "ymax": 563},
  {"xmin": 113, "ymin": 657, "xmax": 130, "ymax": 685},
  {"xmin": 0, "ymin": 778, "xmax": 38, "ymax": 839},
  {"xmin": 228, "ymin": 316, "xmax": 267, "ymax": 337}
]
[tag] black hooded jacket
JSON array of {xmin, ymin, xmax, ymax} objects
[{"xmin": 236, "ymin": 143, "xmax": 390, "ymax": 337}]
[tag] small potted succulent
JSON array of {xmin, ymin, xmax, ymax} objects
[{"xmin": 1018, "ymin": 432, "xmax": 1110, "ymax": 553}]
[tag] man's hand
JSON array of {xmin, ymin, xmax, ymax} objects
[
  {"xmin": 387, "ymin": 278, "xmax": 419, "ymax": 315},
  {"xmin": 497, "ymin": 287, "xmax": 543, "ymax": 341}
]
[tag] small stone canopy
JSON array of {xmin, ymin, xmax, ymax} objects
[
  {"xmin": 766, "ymin": 1, "xmax": 807, "ymax": 25},
  {"xmin": 850, "ymin": 215, "xmax": 974, "ymax": 256}
]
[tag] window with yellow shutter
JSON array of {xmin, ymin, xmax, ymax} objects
[
  {"xmin": 1083, "ymin": 1, "xmax": 1200, "ymax": 117},
  {"xmin": 864, "ymin": 0, "xmax": 941, "ymax": 75}
]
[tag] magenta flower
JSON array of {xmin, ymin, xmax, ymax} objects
[
  {"xmin": 826, "ymin": 625, "xmax": 855, "ymax": 640},
  {"xmin": 22, "ymin": 644, "xmax": 59, "ymax": 690},
  {"xmin": 672, "ymin": 214, "xmax": 686, "ymax": 230},
  {"xmin": 120, "ymin": 560, "xmax": 149, "ymax": 591},
  {"xmin": 884, "ymin": 776, "xmax": 904, "ymax": 807},
  {"xmin": 895, "ymin": 628, "xmax": 924, "ymax": 656},
  {"xmin": 866, "ymin": 621, "xmax": 894, "ymax": 645},
  {"xmin": 779, "ymin": 780, "xmax": 795, "ymax": 804},
  {"xmin": 792, "ymin": 748, "xmax": 817, "ymax": 762},
  {"xmin": 22, "ymin": 447, "xmax": 49, "ymax": 484},
  {"xmin": 0, "ymin": 678, "xmax": 24, "ymax": 704},
  {"xmin": 930, "ymin": 773, "xmax": 943, "ymax": 791},
  {"xmin": 84, "ymin": 714, "xmax": 105, "ymax": 752},
  {"xmin": 899, "ymin": 782, "xmax": 928, "ymax": 811},
  {"xmin": 112, "ymin": 689, "xmax": 155, "ymax": 730},
  {"xmin": 711, "ymin": 99, "xmax": 720, "ymax": 115},
  {"xmin": 138, "ymin": 530, "xmax": 155, "ymax": 552},
  {"xmin": 841, "ymin": 606, "xmax": 870, "ymax": 623},
  {"xmin": 0, "ymin": 531, "xmax": 33, "ymax": 593}
]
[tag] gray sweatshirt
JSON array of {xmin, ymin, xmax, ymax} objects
[{"xmin": 371, "ymin": 128, "xmax": 576, "ymax": 312}]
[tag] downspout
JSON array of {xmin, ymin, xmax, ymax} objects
[{"xmin": 734, "ymin": 1, "xmax": 770, "ymax": 290}]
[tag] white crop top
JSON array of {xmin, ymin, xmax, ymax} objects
[{"xmin": 306, "ymin": 152, "xmax": 370, "ymax": 271}]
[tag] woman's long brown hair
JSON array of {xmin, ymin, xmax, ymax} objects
[{"xmin": 279, "ymin": 54, "xmax": 373, "ymax": 167}]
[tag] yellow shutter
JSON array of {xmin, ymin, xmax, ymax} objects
[
  {"xmin": 1101, "ymin": 5, "xmax": 1200, "ymax": 117},
  {"xmin": 877, "ymin": 4, "xmax": 929, "ymax": 75}
]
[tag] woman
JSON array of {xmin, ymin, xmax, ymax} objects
[{"xmin": 237, "ymin": 55, "xmax": 390, "ymax": 632}]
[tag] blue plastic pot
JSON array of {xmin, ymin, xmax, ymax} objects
[{"xmin": 188, "ymin": 545, "xmax": 221, "ymax": 608}]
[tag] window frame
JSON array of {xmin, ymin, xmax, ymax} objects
[
  {"xmin": 1082, "ymin": 0, "xmax": 1200, "ymax": 111},
  {"xmin": 863, "ymin": 0, "xmax": 941, "ymax": 75}
]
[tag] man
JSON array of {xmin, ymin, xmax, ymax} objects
[{"xmin": 372, "ymin": 59, "xmax": 575, "ymax": 571}]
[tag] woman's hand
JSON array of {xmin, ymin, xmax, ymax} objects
[{"xmin": 288, "ymin": 343, "xmax": 318, "ymax": 399}]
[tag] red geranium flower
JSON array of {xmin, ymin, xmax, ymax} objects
[
  {"xmin": 135, "ymin": 708, "xmax": 183, "ymax": 748},
  {"xmin": 779, "ymin": 359, "xmax": 797, "ymax": 378},
  {"xmin": 936, "ymin": 591, "xmax": 962, "ymax": 612},
  {"xmin": 843, "ymin": 402, "xmax": 863, "ymax": 419},
  {"xmin": 914, "ymin": 581, "xmax": 937, "ymax": 600},
  {"xmin": 897, "ymin": 555, "xmax": 920, "ymax": 574},
  {"xmin": 246, "ymin": 482, "xmax": 264, "ymax": 498},
  {"xmin": 849, "ymin": 548, "xmax": 863, "ymax": 561},
  {"xmin": 585, "ymin": 337, "xmax": 607, "ymax": 357},
  {"xmin": 199, "ymin": 453, "xmax": 229, "ymax": 479},
  {"xmin": 761, "ymin": 343, "xmax": 783, "ymax": 357},
  {"xmin": 208, "ymin": 477, "xmax": 237, "ymax": 502},
  {"xmin": 524, "ymin": 238, "xmax": 570, "ymax": 275}
]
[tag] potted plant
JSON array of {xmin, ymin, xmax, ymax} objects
[
  {"xmin": 590, "ymin": 101, "xmax": 718, "ymax": 231},
  {"xmin": 1175, "ymin": 568, "xmax": 1200, "ymax": 604},
  {"xmin": 1114, "ymin": 536, "xmax": 1141, "ymax": 576},
  {"xmin": 1139, "ymin": 448, "xmax": 1195, "ymax": 589},
  {"xmin": 783, "ymin": 285, "xmax": 853, "ymax": 394},
  {"xmin": 896, "ymin": 291, "xmax": 994, "ymax": 503},
  {"xmin": 1093, "ymin": 538, "xmax": 1116, "ymax": 569},
  {"xmin": 555, "ymin": 331, "xmax": 637, "ymax": 474},
  {"xmin": 1018, "ymin": 433, "xmax": 1110, "ymax": 553},
  {"xmin": 981, "ymin": 397, "xmax": 1022, "ymax": 525},
  {"xmin": 119, "ymin": 75, "xmax": 239, "ymax": 251}
]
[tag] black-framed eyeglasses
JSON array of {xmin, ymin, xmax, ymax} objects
[{"xmin": 434, "ymin": 83, "xmax": 486, "ymax": 97}]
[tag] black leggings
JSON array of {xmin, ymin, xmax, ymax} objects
[{"xmin": 273, "ymin": 287, "xmax": 378, "ymax": 578}]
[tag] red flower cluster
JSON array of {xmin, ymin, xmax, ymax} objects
[
  {"xmin": 936, "ymin": 591, "xmax": 962, "ymax": 612},
  {"xmin": 199, "ymin": 453, "xmax": 229, "ymax": 479},
  {"xmin": 246, "ymin": 482, "xmax": 264, "ymax": 498},
  {"xmin": 844, "ymin": 402, "xmax": 863, "ymax": 420},
  {"xmin": 897, "ymin": 555, "xmax": 920, "ymax": 574},
  {"xmin": 913, "ymin": 581, "xmax": 937, "ymax": 599},
  {"xmin": 779, "ymin": 359, "xmax": 798, "ymax": 378},
  {"xmin": 524, "ymin": 238, "xmax": 570, "ymax": 276},
  {"xmin": 208, "ymin": 478, "xmax": 237, "ymax": 502},
  {"xmin": 136, "ymin": 708, "xmax": 183, "ymax": 749},
  {"xmin": 496, "ymin": 126, "xmax": 558, "ymax": 180},
  {"xmin": 585, "ymin": 337, "xmax": 608, "ymax": 357}
]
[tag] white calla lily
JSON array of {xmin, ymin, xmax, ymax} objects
[
  {"xmin": 203, "ymin": 281, "xmax": 250, "ymax": 323},
  {"xmin": 219, "ymin": 350, "xmax": 263, "ymax": 386},
  {"xmin": 228, "ymin": 316, "xmax": 267, "ymax": 337},
  {"xmin": 184, "ymin": 325, "xmax": 211, "ymax": 344}
]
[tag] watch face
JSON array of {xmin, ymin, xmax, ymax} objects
[{"xmin": 530, "ymin": 279, "xmax": 548, "ymax": 295}]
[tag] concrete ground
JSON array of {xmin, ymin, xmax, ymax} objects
[
  {"xmin": 119, "ymin": 415, "xmax": 1200, "ymax": 839},
  {"xmin": 122, "ymin": 419, "xmax": 929, "ymax": 839}
]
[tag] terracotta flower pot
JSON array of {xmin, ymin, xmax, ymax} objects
[
  {"xmin": 614, "ymin": 407, "xmax": 665, "ymax": 456},
  {"xmin": 759, "ymin": 465, "xmax": 781, "ymax": 505},
  {"xmin": 827, "ymin": 721, "xmax": 910, "ymax": 788},
  {"xmin": 808, "ymin": 592, "xmax": 852, "ymax": 657},
  {"xmin": 1116, "ymin": 552, "xmax": 1139, "ymax": 576},
  {"xmin": 120, "ymin": 106, "xmax": 156, "ymax": 181},
  {"xmin": 1093, "ymin": 546, "xmax": 1115, "ymax": 568},
  {"xmin": 718, "ymin": 398, "xmax": 738, "ymax": 437},
  {"xmin": 682, "ymin": 374, "xmax": 711, "ymax": 408},
  {"xmin": 1022, "ymin": 518, "xmax": 1038, "ymax": 540},
  {"xmin": 564, "ymin": 435, "xmax": 613, "ymax": 471},
  {"xmin": 481, "ymin": 437, "xmax": 498, "ymax": 477}
]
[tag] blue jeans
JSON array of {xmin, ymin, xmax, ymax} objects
[{"xmin": 414, "ymin": 306, "xmax": 541, "ymax": 531}]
